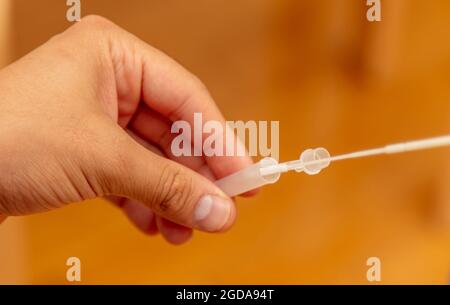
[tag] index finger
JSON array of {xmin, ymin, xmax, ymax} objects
[{"xmin": 129, "ymin": 36, "xmax": 255, "ymax": 180}]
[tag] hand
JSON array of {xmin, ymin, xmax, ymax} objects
[{"xmin": 0, "ymin": 16, "xmax": 255, "ymax": 244}]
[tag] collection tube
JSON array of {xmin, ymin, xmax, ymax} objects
[{"xmin": 215, "ymin": 157, "xmax": 281, "ymax": 197}]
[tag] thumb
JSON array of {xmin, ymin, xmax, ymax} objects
[{"xmin": 99, "ymin": 136, "xmax": 236, "ymax": 233}]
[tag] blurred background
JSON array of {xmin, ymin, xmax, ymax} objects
[{"xmin": 0, "ymin": 0, "xmax": 450, "ymax": 284}]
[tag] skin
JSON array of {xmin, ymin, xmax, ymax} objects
[{"xmin": 0, "ymin": 16, "xmax": 256, "ymax": 244}]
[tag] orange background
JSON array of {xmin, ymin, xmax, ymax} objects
[{"xmin": 0, "ymin": 0, "xmax": 449, "ymax": 284}]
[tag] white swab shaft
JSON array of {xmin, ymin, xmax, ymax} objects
[
  {"xmin": 384, "ymin": 135, "xmax": 450, "ymax": 154},
  {"xmin": 260, "ymin": 135, "xmax": 450, "ymax": 177},
  {"xmin": 332, "ymin": 135, "xmax": 450, "ymax": 162},
  {"xmin": 217, "ymin": 135, "xmax": 450, "ymax": 196}
]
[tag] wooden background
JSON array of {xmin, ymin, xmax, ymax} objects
[{"xmin": 0, "ymin": 0, "xmax": 449, "ymax": 284}]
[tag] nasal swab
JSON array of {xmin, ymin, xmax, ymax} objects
[
  {"xmin": 215, "ymin": 135, "xmax": 450, "ymax": 197},
  {"xmin": 261, "ymin": 135, "xmax": 450, "ymax": 176}
]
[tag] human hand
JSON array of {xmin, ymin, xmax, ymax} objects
[{"xmin": 0, "ymin": 16, "xmax": 255, "ymax": 244}]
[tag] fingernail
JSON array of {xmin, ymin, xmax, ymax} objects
[{"xmin": 194, "ymin": 195, "xmax": 232, "ymax": 232}]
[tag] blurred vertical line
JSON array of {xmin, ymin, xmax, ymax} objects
[
  {"xmin": 0, "ymin": 218, "xmax": 29, "ymax": 283},
  {"xmin": 436, "ymin": 162, "xmax": 450, "ymax": 232},
  {"xmin": 326, "ymin": 0, "xmax": 367, "ymax": 83},
  {"xmin": 363, "ymin": 0, "xmax": 407, "ymax": 84},
  {"xmin": 0, "ymin": 0, "xmax": 30, "ymax": 284},
  {"xmin": 0, "ymin": 0, "xmax": 11, "ymax": 67}
]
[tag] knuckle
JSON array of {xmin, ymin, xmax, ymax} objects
[
  {"xmin": 47, "ymin": 16, "xmax": 117, "ymax": 65},
  {"xmin": 69, "ymin": 15, "xmax": 118, "ymax": 47},
  {"xmin": 78, "ymin": 15, "xmax": 116, "ymax": 30},
  {"xmin": 155, "ymin": 164, "xmax": 194, "ymax": 216}
]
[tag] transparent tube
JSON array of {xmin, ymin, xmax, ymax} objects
[
  {"xmin": 215, "ymin": 135, "xmax": 450, "ymax": 197},
  {"xmin": 215, "ymin": 157, "xmax": 281, "ymax": 197}
]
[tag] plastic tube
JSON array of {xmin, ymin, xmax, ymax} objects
[
  {"xmin": 215, "ymin": 134, "xmax": 450, "ymax": 197},
  {"xmin": 215, "ymin": 157, "xmax": 281, "ymax": 197}
]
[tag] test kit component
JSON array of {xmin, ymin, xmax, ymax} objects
[
  {"xmin": 215, "ymin": 135, "xmax": 450, "ymax": 197},
  {"xmin": 215, "ymin": 148, "xmax": 331, "ymax": 197},
  {"xmin": 215, "ymin": 157, "xmax": 281, "ymax": 198}
]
